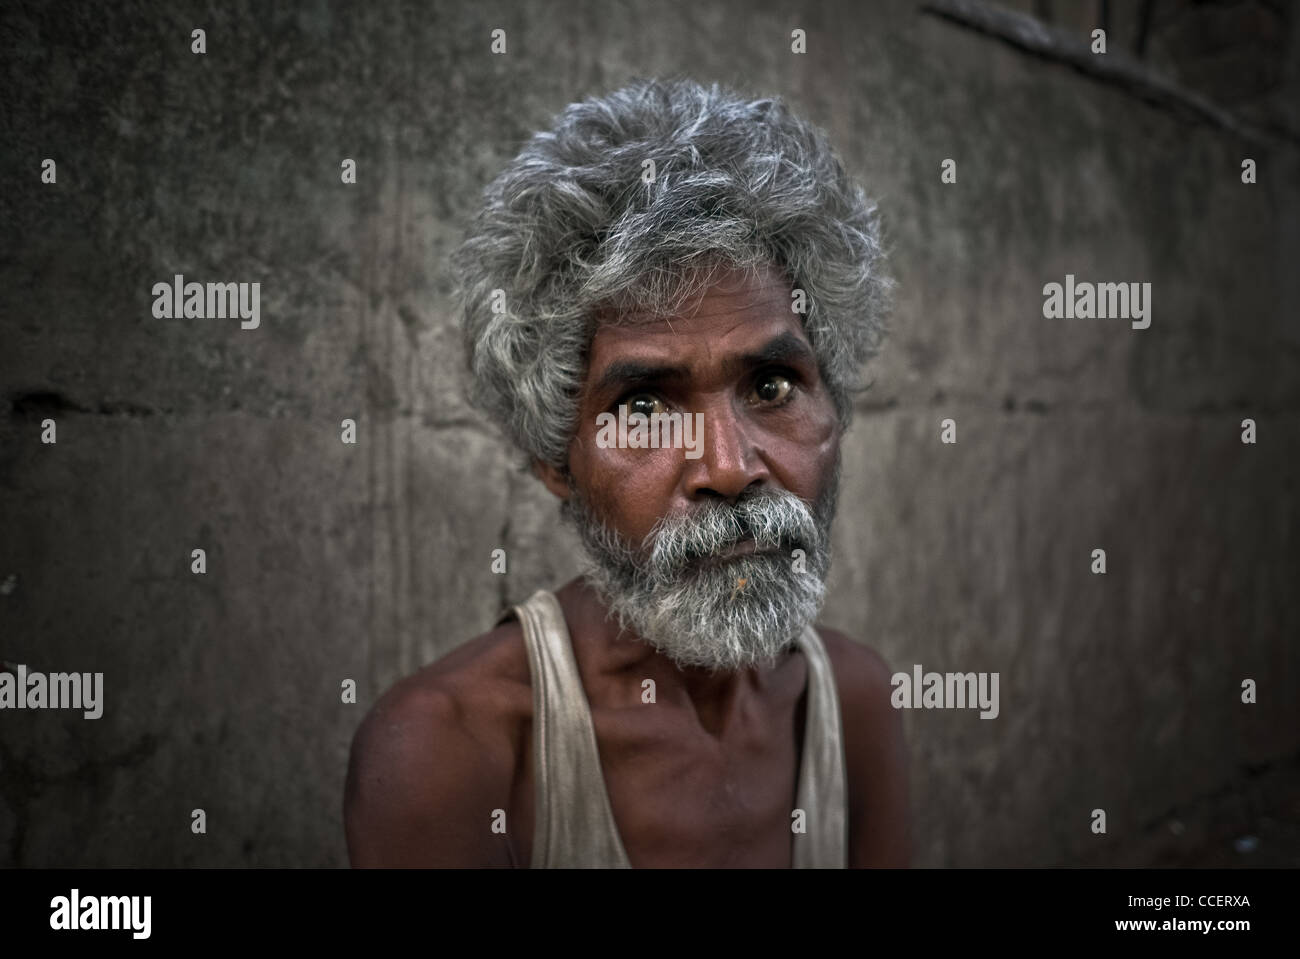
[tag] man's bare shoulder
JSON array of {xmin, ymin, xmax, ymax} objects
[
  {"xmin": 343, "ymin": 619, "xmax": 532, "ymax": 867},
  {"xmin": 814, "ymin": 624, "xmax": 897, "ymax": 714},
  {"xmin": 352, "ymin": 617, "xmax": 533, "ymax": 766}
]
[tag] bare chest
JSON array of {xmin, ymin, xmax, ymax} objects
[{"xmin": 508, "ymin": 695, "xmax": 807, "ymax": 868}]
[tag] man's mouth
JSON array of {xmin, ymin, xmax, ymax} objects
[{"xmin": 695, "ymin": 536, "xmax": 762, "ymax": 567}]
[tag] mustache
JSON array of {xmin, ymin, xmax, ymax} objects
[{"xmin": 642, "ymin": 489, "xmax": 821, "ymax": 574}]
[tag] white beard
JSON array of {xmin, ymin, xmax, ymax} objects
[{"xmin": 562, "ymin": 471, "xmax": 839, "ymax": 673}]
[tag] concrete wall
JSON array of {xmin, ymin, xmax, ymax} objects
[{"xmin": 1, "ymin": 0, "xmax": 1296, "ymax": 867}]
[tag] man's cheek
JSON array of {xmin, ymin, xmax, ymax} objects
[
  {"xmin": 804, "ymin": 397, "xmax": 840, "ymax": 447},
  {"xmin": 595, "ymin": 443, "xmax": 683, "ymax": 484}
]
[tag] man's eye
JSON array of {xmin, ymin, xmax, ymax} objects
[
  {"xmin": 624, "ymin": 393, "xmax": 666, "ymax": 416},
  {"xmin": 751, "ymin": 373, "xmax": 793, "ymax": 405}
]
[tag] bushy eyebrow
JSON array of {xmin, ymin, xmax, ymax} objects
[
  {"xmin": 589, "ymin": 331, "xmax": 817, "ymax": 400},
  {"xmin": 590, "ymin": 360, "xmax": 688, "ymax": 399},
  {"xmin": 741, "ymin": 331, "xmax": 816, "ymax": 372}
]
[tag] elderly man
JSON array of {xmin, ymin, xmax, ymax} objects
[{"xmin": 345, "ymin": 77, "xmax": 909, "ymax": 868}]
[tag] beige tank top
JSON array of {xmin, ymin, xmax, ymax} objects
[{"xmin": 501, "ymin": 589, "xmax": 848, "ymax": 868}]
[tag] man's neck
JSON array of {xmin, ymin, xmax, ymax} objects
[{"xmin": 552, "ymin": 576, "xmax": 798, "ymax": 739}]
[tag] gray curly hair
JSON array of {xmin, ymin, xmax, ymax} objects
[{"xmin": 451, "ymin": 75, "xmax": 893, "ymax": 471}]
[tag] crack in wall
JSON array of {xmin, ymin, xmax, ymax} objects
[
  {"xmin": 921, "ymin": 0, "xmax": 1300, "ymax": 150},
  {"xmin": 9, "ymin": 390, "xmax": 167, "ymax": 419}
]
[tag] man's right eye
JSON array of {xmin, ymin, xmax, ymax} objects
[{"xmin": 621, "ymin": 393, "xmax": 666, "ymax": 417}]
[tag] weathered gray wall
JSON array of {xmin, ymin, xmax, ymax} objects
[{"xmin": 0, "ymin": 0, "xmax": 1296, "ymax": 868}]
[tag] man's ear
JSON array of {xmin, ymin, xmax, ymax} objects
[{"xmin": 532, "ymin": 458, "xmax": 572, "ymax": 500}]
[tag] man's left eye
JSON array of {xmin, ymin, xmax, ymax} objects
[{"xmin": 751, "ymin": 374, "xmax": 793, "ymax": 405}]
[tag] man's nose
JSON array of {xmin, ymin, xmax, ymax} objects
[{"xmin": 682, "ymin": 398, "xmax": 769, "ymax": 502}]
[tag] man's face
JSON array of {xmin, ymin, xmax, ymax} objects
[{"xmin": 548, "ymin": 262, "xmax": 843, "ymax": 671}]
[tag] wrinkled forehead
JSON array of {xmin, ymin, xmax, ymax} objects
[{"xmin": 582, "ymin": 261, "xmax": 808, "ymax": 372}]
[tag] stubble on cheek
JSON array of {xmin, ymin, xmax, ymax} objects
[{"xmin": 570, "ymin": 444, "xmax": 682, "ymax": 552}]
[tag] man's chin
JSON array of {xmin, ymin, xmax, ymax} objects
[{"xmin": 590, "ymin": 555, "xmax": 826, "ymax": 673}]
